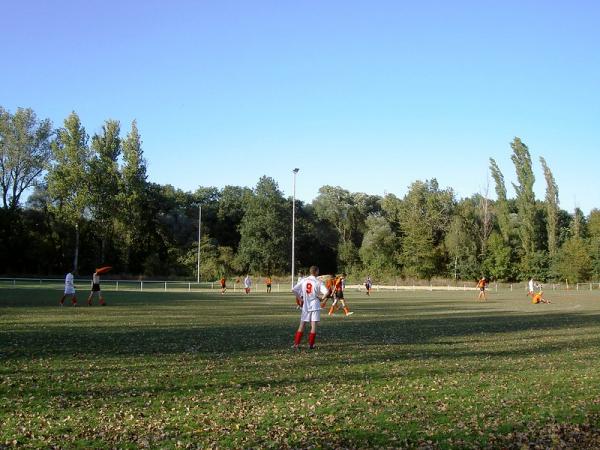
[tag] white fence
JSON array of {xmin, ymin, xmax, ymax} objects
[
  {"xmin": 1, "ymin": 278, "xmax": 599, "ymax": 293},
  {"xmin": 0, "ymin": 278, "xmax": 286, "ymax": 293}
]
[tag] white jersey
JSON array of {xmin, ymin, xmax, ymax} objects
[
  {"xmin": 292, "ymin": 275, "xmax": 328, "ymax": 313},
  {"xmin": 64, "ymin": 273, "xmax": 75, "ymax": 294},
  {"xmin": 244, "ymin": 276, "xmax": 252, "ymax": 288},
  {"xmin": 528, "ymin": 279, "xmax": 534, "ymax": 292}
]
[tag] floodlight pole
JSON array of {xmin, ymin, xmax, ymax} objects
[
  {"xmin": 197, "ymin": 205, "xmax": 202, "ymax": 284},
  {"xmin": 291, "ymin": 168, "xmax": 299, "ymax": 288}
]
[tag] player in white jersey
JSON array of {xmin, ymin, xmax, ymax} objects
[
  {"xmin": 59, "ymin": 271, "xmax": 78, "ymax": 306},
  {"xmin": 244, "ymin": 275, "xmax": 252, "ymax": 294},
  {"xmin": 291, "ymin": 265, "xmax": 329, "ymax": 349}
]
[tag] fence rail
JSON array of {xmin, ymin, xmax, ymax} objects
[
  {"xmin": 0, "ymin": 278, "xmax": 285, "ymax": 293},
  {"xmin": 1, "ymin": 278, "xmax": 599, "ymax": 293}
]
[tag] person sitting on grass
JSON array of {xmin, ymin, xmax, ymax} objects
[{"xmin": 532, "ymin": 291, "xmax": 551, "ymax": 304}]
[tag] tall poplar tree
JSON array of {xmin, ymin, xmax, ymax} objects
[
  {"xmin": 489, "ymin": 158, "xmax": 511, "ymax": 243},
  {"xmin": 46, "ymin": 112, "xmax": 90, "ymax": 273},
  {"xmin": 90, "ymin": 119, "xmax": 121, "ymax": 261},
  {"xmin": 510, "ymin": 137, "xmax": 536, "ymax": 269},
  {"xmin": 540, "ymin": 156, "xmax": 559, "ymax": 257},
  {"xmin": 118, "ymin": 120, "xmax": 147, "ymax": 272}
]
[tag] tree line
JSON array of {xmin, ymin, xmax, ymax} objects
[{"xmin": 1, "ymin": 106, "xmax": 599, "ymax": 282}]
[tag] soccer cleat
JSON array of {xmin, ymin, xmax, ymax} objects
[{"xmin": 345, "ymin": 311, "xmax": 354, "ymax": 316}]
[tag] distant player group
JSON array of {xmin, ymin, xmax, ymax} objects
[
  {"xmin": 59, "ymin": 267, "xmax": 110, "ymax": 306},
  {"xmin": 476, "ymin": 276, "xmax": 551, "ymax": 304}
]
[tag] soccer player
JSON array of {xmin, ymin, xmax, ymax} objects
[
  {"xmin": 219, "ymin": 277, "xmax": 227, "ymax": 294},
  {"xmin": 527, "ymin": 278, "xmax": 535, "ymax": 297},
  {"xmin": 477, "ymin": 277, "xmax": 488, "ymax": 301},
  {"xmin": 532, "ymin": 291, "xmax": 551, "ymax": 304},
  {"xmin": 87, "ymin": 270, "xmax": 106, "ymax": 306},
  {"xmin": 59, "ymin": 271, "xmax": 77, "ymax": 306},
  {"xmin": 365, "ymin": 276, "xmax": 373, "ymax": 296},
  {"xmin": 328, "ymin": 273, "xmax": 353, "ymax": 316},
  {"xmin": 265, "ymin": 276, "xmax": 272, "ymax": 293},
  {"xmin": 244, "ymin": 275, "xmax": 252, "ymax": 294},
  {"xmin": 292, "ymin": 265, "xmax": 329, "ymax": 350}
]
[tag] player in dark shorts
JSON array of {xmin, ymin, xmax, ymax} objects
[
  {"xmin": 328, "ymin": 273, "xmax": 353, "ymax": 316},
  {"xmin": 87, "ymin": 271, "xmax": 106, "ymax": 306}
]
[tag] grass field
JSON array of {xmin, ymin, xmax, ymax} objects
[{"xmin": 2, "ymin": 287, "xmax": 600, "ymax": 448}]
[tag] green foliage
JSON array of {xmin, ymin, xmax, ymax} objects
[
  {"xmin": 553, "ymin": 237, "xmax": 592, "ymax": 283},
  {"xmin": 359, "ymin": 214, "xmax": 398, "ymax": 276},
  {"xmin": 46, "ymin": 112, "xmax": 90, "ymax": 225},
  {"xmin": 588, "ymin": 210, "xmax": 600, "ymax": 280},
  {"xmin": 398, "ymin": 180, "xmax": 454, "ymax": 279},
  {"xmin": 5, "ymin": 105, "xmax": 600, "ymax": 283},
  {"xmin": 236, "ymin": 176, "xmax": 290, "ymax": 273},
  {"xmin": 89, "ymin": 120, "xmax": 122, "ymax": 261},
  {"xmin": 511, "ymin": 137, "xmax": 537, "ymax": 259},
  {"xmin": 117, "ymin": 121, "xmax": 148, "ymax": 272},
  {"xmin": 0, "ymin": 107, "xmax": 53, "ymax": 210},
  {"xmin": 312, "ymin": 187, "xmax": 381, "ymax": 271},
  {"xmin": 444, "ymin": 199, "xmax": 480, "ymax": 280},
  {"xmin": 489, "ymin": 158, "xmax": 511, "ymax": 243},
  {"xmin": 483, "ymin": 232, "xmax": 515, "ymax": 281},
  {"xmin": 540, "ymin": 156, "xmax": 559, "ymax": 257}
]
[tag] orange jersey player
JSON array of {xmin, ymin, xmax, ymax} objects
[
  {"xmin": 532, "ymin": 291, "xmax": 551, "ymax": 304},
  {"xmin": 328, "ymin": 273, "xmax": 353, "ymax": 317},
  {"xmin": 219, "ymin": 277, "xmax": 227, "ymax": 294},
  {"xmin": 477, "ymin": 277, "xmax": 488, "ymax": 301},
  {"xmin": 317, "ymin": 275, "xmax": 335, "ymax": 308},
  {"xmin": 265, "ymin": 276, "xmax": 272, "ymax": 293}
]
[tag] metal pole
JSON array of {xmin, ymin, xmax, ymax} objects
[
  {"xmin": 197, "ymin": 205, "xmax": 202, "ymax": 284},
  {"xmin": 291, "ymin": 168, "xmax": 299, "ymax": 288}
]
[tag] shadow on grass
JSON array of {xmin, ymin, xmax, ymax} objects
[{"xmin": 2, "ymin": 309, "xmax": 600, "ymax": 361}]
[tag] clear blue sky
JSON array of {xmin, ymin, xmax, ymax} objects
[{"xmin": 2, "ymin": 1, "xmax": 599, "ymax": 212}]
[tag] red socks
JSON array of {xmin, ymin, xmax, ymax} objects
[{"xmin": 294, "ymin": 332, "xmax": 317, "ymax": 348}]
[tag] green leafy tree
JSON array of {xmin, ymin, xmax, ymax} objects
[
  {"xmin": 587, "ymin": 209, "xmax": 600, "ymax": 280},
  {"xmin": 540, "ymin": 156, "xmax": 559, "ymax": 258},
  {"xmin": 0, "ymin": 107, "xmax": 53, "ymax": 210},
  {"xmin": 217, "ymin": 186, "xmax": 252, "ymax": 248},
  {"xmin": 359, "ymin": 214, "xmax": 398, "ymax": 276},
  {"xmin": 510, "ymin": 137, "xmax": 537, "ymax": 274},
  {"xmin": 553, "ymin": 237, "xmax": 591, "ymax": 283},
  {"xmin": 483, "ymin": 232, "xmax": 514, "ymax": 281},
  {"xmin": 46, "ymin": 112, "xmax": 90, "ymax": 273},
  {"xmin": 398, "ymin": 179, "xmax": 455, "ymax": 279},
  {"xmin": 89, "ymin": 119, "xmax": 121, "ymax": 261},
  {"xmin": 489, "ymin": 158, "xmax": 511, "ymax": 244},
  {"xmin": 236, "ymin": 176, "xmax": 290, "ymax": 274},
  {"xmin": 117, "ymin": 120, "xmax": 147, "ymax": 272},
  {"xmin": 313, "ymin": 186, "xmax": 374, "ymax": 272},
  {"xmin": 445, "ymin": 198, "xmax": 480, "ymax": 280}
]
